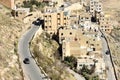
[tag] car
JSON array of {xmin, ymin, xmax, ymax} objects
[
  {"xmin": 101, "ymin": 35, "xmax": 105, "ymax": 37},
  {"xmin": 23, "ymin": 58, "xmax": 30, "ymax": 64},
  {"xmin": 32, "ymin": 19, "xmax": 42, "ymax": 26},
  {"xmin": 32, "ymin": 21, "xmax": 40, "ymax": 26},
  {"xmin": 106, "ymin": 50, "xmax": 110, "ymax": 55}
]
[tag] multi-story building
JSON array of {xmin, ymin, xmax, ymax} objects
[
  {"xmin": 90, "ymin": 0, "xmax": 102, "ymax": 14},
  {"xmin": 99, "ymin": 14, "xmax": 113, "ymax": 33},
  {"xmin": 59, "ymin": 29, "xmax": 84, "ymax": 44},
  {"xmin": 0, "ymin": 0, "xmax": 15, "ymax": 9},
  {"xmin": 79, "ymin": 12, "xmax": 91, "ymax": 27},
  {"xmin": 60, "ymin": 29, "xmax": 102, "ymax": 59},
  {"xmin": 43, "ymin": 11, "xmax": 69, "ymax": 35}
]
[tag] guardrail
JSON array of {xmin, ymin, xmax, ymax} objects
[
  {"xmin": 99, "ymin": 29, "xmax": 118, "ymax": 80},
  {"xmin": 29, "ymin": 26, "xmax": 50, "ymax": 80}
]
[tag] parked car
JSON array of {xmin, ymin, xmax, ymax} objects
[
  {"xmin": 106, "ymin": 50, "xmax": 110, "ymax": 55},
  {"xmin": 23, "ymin": 58, "xmax": 30, "ymax": 64}
]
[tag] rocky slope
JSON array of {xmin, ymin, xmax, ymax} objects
[
  {"xmin": 0, "ymin": 5, "xmax": 30, "ymax": 80},
  {"xmin": 102, "ymin": 0, "xmax": 120, "ymax": 79},
  {"xmin": 30, "ymin": 31, "xmax": 76, "ymax": 80}
]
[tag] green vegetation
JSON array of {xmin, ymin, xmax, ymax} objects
[
  {"xmin": 22, "ymin": 0, "xmax": 48, "ymax": 11},
  {"xmin": 79, "ymin": 65, "xmax": 99, "ymax": 80},
  {"xmin": 31, "ymin": 32, "xmax": 76, "ymax": 80},
  {"xmin": 64, "ymin": 56, "xmax": 77, "ymax": 69}
]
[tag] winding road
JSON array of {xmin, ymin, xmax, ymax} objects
[
  {"xmin": 99, "ymin": 30, "xmax": 116, "ymax": 80},
  {"xmin": 18, "ymin": 24, "xmax": 44, "ymax": 80}
]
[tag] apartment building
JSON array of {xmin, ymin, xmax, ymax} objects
[
  {"xmin": 99, "ymin": 14, "xmax": 113, "ymax": 33},
  {"xmin": 90, "ymin": 0, "xmax": 102, "ymax": 14},
  {"xmin": 79, "ymin": 12, "xmax": 91, "ymax": 26},
  {"xmin": 0, "ymin": 0, "xmax": 15, "ymax": 9},
  {"xmin": 43, "ymin": 11, "xmax": 69, "ymax": 35}
]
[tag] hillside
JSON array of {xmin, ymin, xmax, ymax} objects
[
  {"xmin": 102, "ymin": 0, "xmax": 120, "ymax": 79},
  {"xmin": 0, "ymin": 5, "xmax": 30, "ymax": 80},
  {"xmin": 30, "ymin": 31, "xmax": 76, "ymax": 80}
]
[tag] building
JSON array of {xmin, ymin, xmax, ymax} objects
[
  {"xmin": 79, "ymin": 12, "xmax": 91, "ymax": 23},
  {"xmin": 60, "ymin": 29, "xmax": 102, "ymax": 60},
  {"xmin": 99, "ymin": 14, "xmax": 113, "ymax": 33},
  {"xmin": 59, "ymin": 29, "xmax": 84, "ymax": 44},
  {"xmin": 77, "ymin": 57, "xmax": 95, "ymax": 69},
  {"xmin": 43, "ymin": 11, "xmax": 69, "ymax": 35},
  {"xmin": 0, "ymin": 0, "xmax": 15, "ymax": 9},
  {"xmin": 89, "ymin": 0, "xmax": 102, "ymax": 14}
]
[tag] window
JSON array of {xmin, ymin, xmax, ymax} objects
[
  {"xmin": 49, "ymin": 26, "xmax": 51, "ymax": 28},
  {"xmin": 93, "ymin": 48, "xmax": 95, "ymax": 51},
  {"xmin": 50, "ymin": 32, "xmax": 52, "ymax": 34},
  {"xmin": 90, "ymin": 64, "xmax": 93, "ymax": 66},
  {"xmin": 64, "ymin": 18, "xmax": 66, "ymax": 20},
  {"xmin": 58, "ymin": 23, "xmax": 60, "ymax": 25},
  {"xmin": 75, "ymin": 38, "xmax": 77, "ymax": 41},
  {"xmin": 57, "ymin": 13, "xmax": 60, "ymax": 15},
  {"xmin": 58, "ymin": 18, "xmax": 60, "ymax": 20},
  {"xmin": 79, "ymin": 64, "xmax": 82, "ymax": 66},
  {"xmin": 86, "ymin": 41, "xmax": 88, "ymax": 44},
  {"xmin": 86, "ymin": 17, "xmax": 89, "ymax": 19},
  {"xmin": 70, "ymin": 32, "xmax": 72, "ymax": 35},
  {"xmin": 61, "ymin": 33, "xmax": 63, "ymax": 35},
  {"xmin": 91, "ymin": 44, "xmax": 94, "ymax": 46},
  {"xmin": 44, "ymin": 15, "xmax": 47, "ymax": 17}
]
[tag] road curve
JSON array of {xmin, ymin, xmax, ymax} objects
[
  {"xmin": 99, "ymin": 30, "xmax": 116, "ymax": 80},
  {"xmin": 18, "ymin": 25, "xmax": 44, "ymax": 80}
]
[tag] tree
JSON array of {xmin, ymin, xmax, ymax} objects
[{"xmin": 64, "ymin": 56, "xmax": 77, "ymax": 69}]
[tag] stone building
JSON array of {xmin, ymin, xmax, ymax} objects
[{"xmin": 60, "ymin": 29, "xmax": 102, "ymax": 59}]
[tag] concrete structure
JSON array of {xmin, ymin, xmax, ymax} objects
[
  {"xmin": 43, "ymin": 11, "xmax": 69, "ymax": 35},
  {"xmin": 0, "ymin": 0, "xmax": 15, "ymax": 9},
  {"xmin": 90, "ymin": 0, "xmax": 102, "ymax": 14},
  {"xmin": 99, "ymin": 14, "xmax": 113, "ymax": 33},
  {"xmin": 13, "ymin": 8, "xmax": 30, "ymax": 20},
  {"xmin": 60, "ymin": 29, "xmax": 102, "ymax": 59},
  {"xmin": 64, "ymin": 3, "xmax": 83, "ymax": 12},
  {"xmin": 77, "ymin": 57, "xmax": 95, "ymax": 69},
  {"xmin": 59, "ymin": 29, "xmax": 84, "ymax": 44},
  {"xmin": 79, "ymin": 12, "xmax": 91, "ymax": 27}
]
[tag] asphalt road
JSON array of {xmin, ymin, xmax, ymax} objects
[
  {"xmin": 18, "ymin": 24, "xmax": 44, "ymax": 80},
  {"xmin": 99, "ymin": 31, "xmax": 116, "ymax": 80}
]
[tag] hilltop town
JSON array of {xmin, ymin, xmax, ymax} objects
[{"xmin": 0, "ymin": 0, "xmax": 120, "ymax": 80}]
